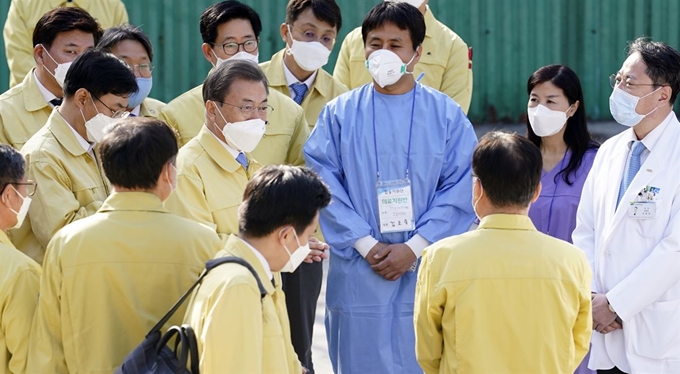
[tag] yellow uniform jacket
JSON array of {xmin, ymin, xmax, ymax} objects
[
  {"xmin": 13, "ymin": 110, "xmax": 110, "ymax": 264},
  {"xmin": 164, "ymin": 125, "xmax": 261, "ymax": 242},
  {"xmin": 333, "ymin": 7, "xmax": 473, "ymax": 114},
  {"xmin": 259, "ymin": 49, "xmax": 348, "ymax": 129},
  {"xmin": 158, "ymin": 84, "xmax": 309, "ymax": 166},
  {"xmin": 414, "ymin": 214, "xmax": 592, "ymax": 374},
  {"xmin": 0, "ymin": 231, "xmax": 40, "ymax": 374},
  {"xmin": 0, "ymin": 70, "xmax": 52, "ymax": 150},
  {"xmin": 3, "ymin": 0, "xmax": 128, "ymax": 87},
  {"xmin": 183, "ymin": 234, "xmax": 301, "ymax": 374},
  {"xmin": 27, "ymin": 192, "xmax": 223, "ymax": 374}
]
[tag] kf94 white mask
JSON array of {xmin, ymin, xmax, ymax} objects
[
  {"xmin": 527, "ymin": 104, "xmax": 571, "ymax": 137},
  {"xmin": 286, "ymin": 25, "xmax": 331, "ymax": 72},
  {"xmin": 280, "ymin": 229, "xmax": 311, "ymax": 273}
]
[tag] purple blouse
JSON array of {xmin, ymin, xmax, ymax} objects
[{"xmin": 528, "ymin": 148, "xmax": 598, "ymax": 244}]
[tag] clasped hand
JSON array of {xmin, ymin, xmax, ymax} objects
[{"xmin": 366, "ymin": 242, "xmax": 416, "ymax": 281}]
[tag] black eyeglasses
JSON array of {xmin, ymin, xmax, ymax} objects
[
  {"xmin": 609, "ymin": 74, "xmax": 665, "ymax": 90},
  {"xmin": 3, "ymin": 181, "xmax": 37, "ymax": 197},
  {"xmin": 212, "ymin": 40, "xmax": 259, "ymax": 56},
  {"xmin": 215, "ymin": 101, "xmax": 274, "ymax": 118},
  {"xmin": 93, "ymin": 96, "xmax": 129, "ymax": 119}
]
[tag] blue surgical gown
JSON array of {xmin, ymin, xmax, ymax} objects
[{"xmin": 304, "ymin": 83, "xmax": 477, "ymax": 374}]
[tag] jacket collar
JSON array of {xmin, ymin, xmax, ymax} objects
[
  {"xmin": 478, "ymin": 214, "xmax": 537, "ymax": 231},
  {"xmin": 22, "ymin": 69, "xmax": 52, "ymax": 112},
  {"xmin": 0, "ymin": 230, "xmax": 12, "ymax": 246},
  {"xmin": 196, "ymin": 125, "xmax": 245, "ymax": 173},
  {"xmin": 98, "ymin": 192, "xmax": 168, "ymax": 213},
  {"xmin": 424, "ymin": 6, "xmax": 436, "ymax": 38},
  {"xmin": 224, "ymin": 234, "xmax": 276, "ymax": 295},
  {"xmin": 50, "ymin": 0, "xmax": 91, "ymax": 6},
  {"xmin": 48, "ymin": 110, "xmax": 90, "ymax": 157},
  {"xmin": 265, "ymin": 49, "xmax": 333, "ymax": 98}
]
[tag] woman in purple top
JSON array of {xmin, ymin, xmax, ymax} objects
[{"xmin": 526, "ymin": 65, "xmax": 599, "ymax": 374}]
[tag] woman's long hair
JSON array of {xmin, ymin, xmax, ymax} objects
[{"xmin": 526, "ymin": 64, "xmax": 599, "ymax": 185}]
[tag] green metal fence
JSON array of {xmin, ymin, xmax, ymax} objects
[{"xmin": 0, "ymin": 0, "xmax": 678, "ymax": 123}]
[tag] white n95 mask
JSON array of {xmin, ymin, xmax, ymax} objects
[
  {"xmin": 280, "ymin": 229, "xmax": 311, "ymax": 273},
  {"xmin": 213, "ymin": 50, "xmax": 259, "ymax": 66},
  {"xmin": 81, "ymin": 96, "xmax": 121, "ymax": 143},
  {"xmin": 366, "ymin": 49, "xmax": 416, "ymax": 88},
  {"xmin": 41, "ymin": 45, "xmax": 72, "ymax": 88},
  {"xmin": 286, "ymin": 25, "xmax": 331, "ymax": 72},
  {"xmin": 609, "ymin": 86, "xmax": 661, "ymax": 127},
  {"xmin": 527, "ymin": 104, "xmax": 571, "ymax": 137},
  {"xmin": 387, "ymin": 0, "xmax": 425, "ymax": 7},
  {"xmin": 7, "ymin": 185, "xmax": 31, "ymax": 230},
  {"xmin": 213, "ymin": 104, "xmax": 266, "ymax": 152}
]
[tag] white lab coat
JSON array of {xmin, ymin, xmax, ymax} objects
[{"xmin": 573, "ymin": 111, "xmax": 680, "ymax": 373}]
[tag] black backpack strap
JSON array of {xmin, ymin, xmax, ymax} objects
[
  {"xmin": 205, "ymin": 256, "xmax": 267, "ymax": 299},
  {"xmin": 147, "ymin": 256, "xmax": 267, "ymax": 336}
]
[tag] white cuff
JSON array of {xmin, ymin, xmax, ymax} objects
[
  {"xmin": 405, "ymin": 234, "xmax": 430, "ymax": 259},
  {"xmin": 354, "ymin": 236, "xmax": 378, "ymax": 258}
]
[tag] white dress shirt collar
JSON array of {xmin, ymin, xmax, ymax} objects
[
  {"xmin": 209, "ymin": 128, "xmax": 240, "ymax": 159},
  {"xmin": 34, "ymin": 70, "xmax": 59, "ymax": 107},
  {"xmin": 238, "ymin": 237, "xmax": 274, "ymax": 281},
  {"xmin": 283, "ymin": 59, "xmax": 317, "ymax": 98}
]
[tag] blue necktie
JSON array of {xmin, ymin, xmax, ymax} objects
[
  {"xmin": 617, "ymin": 141, "xmax": 646, "ymax": 207},
  {"xmin": 290, "ymin": 83, "xmax": 308, "ymax": 105},
  {"xmin": 236, "ymin": 152, "xmax": 249, "ymax": 171}
]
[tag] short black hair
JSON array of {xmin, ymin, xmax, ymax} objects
[
  {"xmin": 0, "ymin": 145, "xmax": 25, "ymax": 194},
  {"xmin": 202, "ymin": 59, "xmax": 269, "ymax": 104},
  {"xmin": 63, "ymin": 49, "xmax": 138, "ymax": 99},
  {"xmin": 286, "ymin": 0, "xmax": 342, "ymax": 32},
  {"xmin": 97, "ymin": 24, "xmax": 154, "ymax": 62},
  {"xmin": 99, "ymin": 118, "xmax": 178, "ymax": 190},
  {"xmin": 200, "ymin": 0, "xmax": 262, "ymax": 44},
  {"xmin": 33, "ymin": 7, "xmax": 103, "ymax": 50},
  {"xmin": 473, "ymin": 132, "xmax": 542, "ymax": 208},
  {"xmin": 628, "ymin": 37, "xmax": 680, "ymax": 105},
  {"xmin": 361, "ymin": 1, "xmax": 425, "ymax": 50},
  {"xmin": 239, "ymin": 165, "xmax": 331, "ymax": 238}
]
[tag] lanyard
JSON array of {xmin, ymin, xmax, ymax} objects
[
  {"xmin": 371, "ymin": 84, "xmax": 418, "ymax": 180},
  {"xmin": 544, "ymin": 150, "xmax": 568, "ymax": 236}
]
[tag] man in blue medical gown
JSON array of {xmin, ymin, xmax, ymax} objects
[{"xmin": 303, "ymin": 2, "xmax": 477, "ymax": 373}]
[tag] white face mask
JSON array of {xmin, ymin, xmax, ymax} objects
[
  {"xmin": 41, "ymin": 45, "xmax": 72, "ymax": 88},
  {"xmin": 286, "ymin": 25, "xmax": 331, "ymax": 72},
  {"xmin": 527, "ymin": 104, "xmax": 571, "ymax": 137},
  {"xmin": 213, "ymin": 50, "xmax": 259, "ymax": 67},
  {"xmin": 609, "ymin": 86, "xmax": 661, "ymax": 127},
  {"xmin": 7, "ymin": 185, "xmax": 31, "ymax": 230},
  {"xmin": 213, "ymin": 102, "xmax": 266, "ymax": 152},
  {"xmin": 81, "ymin": 96, "xmax": 119, "ymax": 143},
  {"xmin": 280, "ymin": 229, "xmax": 311, "ymax": 273},
  {"xmin": 366, "ymin": 49, "xmax": 417, "ymax": 88},
  {"xmin": 387, "ymin": 0, "xmax": 425, "ymax": 7}
]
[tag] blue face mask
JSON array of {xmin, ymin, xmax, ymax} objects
[{"xmin": 127, "ymin": 77, "xmax": 153, "ymax": 109}]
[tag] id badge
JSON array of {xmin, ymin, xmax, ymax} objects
[
  {"xmin": 628, "ymin": 201, "xmax": 656, "ymax": 219},
  {"xmin": 376, "ymin": 179, "xmax": 415, "ymax": 233}
]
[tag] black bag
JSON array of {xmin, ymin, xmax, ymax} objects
[{"xmin": 116, "ymin": 256, "xmax": 267, "ymax": 374}]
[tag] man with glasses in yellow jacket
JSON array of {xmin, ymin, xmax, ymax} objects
[
  {"xmin": 333, "ymin": 0, "xmax": 473, "ymax": 114},
  {"xmin": 3, "ymin": 0, "xmax": 128, "ymax": 88},
  {"xmin": 13, "ymin": 49, "xmax": 137, "ymax": 264},
  {"xmin": 259, "ymin": 0, "xmax": 347, "ymax": 131},
  {"xmin": 0, "ymin": 7, "xmax": 103, "ymax": 150},
  {"xmin": 28, "ymin": 118, "xmax": 223, "ymax": 374},
  {"xmin": 158, "ymin": 0, "xmax": 309, "ymax": 169},
  {"xmin": 0, "ymin": 144, "xmax": 40, "ymax": 374}
]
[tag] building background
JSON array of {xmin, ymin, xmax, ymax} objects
[{"xmin": 0, "ymin": 0, "xmax": 677, "ymax": 123}]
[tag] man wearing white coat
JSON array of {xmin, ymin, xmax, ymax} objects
[{"xmin": 573, "ymin": 37, "xmax": 680, "ymax": 374}]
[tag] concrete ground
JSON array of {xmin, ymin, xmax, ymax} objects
[{"xmin": 309, "ymin": 121, "xmax": 625, "ymax": 374}]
